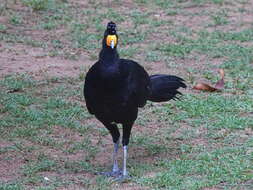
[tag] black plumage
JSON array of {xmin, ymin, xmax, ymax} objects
[{"xmin": 84, "ymin": 22, "xmax": 186, "ymax": 179}]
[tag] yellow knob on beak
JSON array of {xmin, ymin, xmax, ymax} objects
[{"xmin": 106, "ymin": 35, "xmax": 117, "ymax": 49}]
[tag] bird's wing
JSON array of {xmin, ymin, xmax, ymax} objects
[
  {"xmin": 119, "ymin": 59, "xmax": 151, "ymax": 108},
  {"xmin": 83, "ymin": 63, "xmax": 99, "ymax": 114}
]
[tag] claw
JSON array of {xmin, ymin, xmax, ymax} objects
[
  {"xmin": 114, "ymin": 174, "xmax": 131, "ymax": 182},
  {"xmin": 98, "ymin": 170, "xmax": 122, "ymax": 177}
]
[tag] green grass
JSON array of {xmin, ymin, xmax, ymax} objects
[
  {"xmin": 22, "ymin": 0, "xmax": 55, "ymax": 11},
  {"xmin": 0, "ymin": 183, "xmax": 24, "ymax": 190},
  {"xmin": 1, "ymin": 0, "xmax": 253, "ymax": 189},
  {"xmin": 9, "ymin": 14, "xmax": 23, "ymax": 25},
  {"xmin": 140, "ymin": 146, "xmax": 252, "ymax": 190}
]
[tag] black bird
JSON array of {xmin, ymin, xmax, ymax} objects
[{"xmin": 84, "ymin": 22, "xmax": 186, "ymax": 179}]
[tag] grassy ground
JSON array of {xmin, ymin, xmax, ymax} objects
[{"xmin": 0, "ymin": 0, "xmax": 253, "ymax": 189}]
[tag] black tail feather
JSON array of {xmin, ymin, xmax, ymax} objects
[{"xmin": 148, "ymin": 74, "xmax": 186, "ymax": 102}]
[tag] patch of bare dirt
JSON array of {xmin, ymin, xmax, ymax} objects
[
  {"xmin": 39, "ymin": 126, "xmax": 89, "ymax": 161},
  {"xmin": 0, "ymin": 155, "xmax": 24, "ymax": 182},
  {"xmin": 171, "ymin": 123, "xmax": 210, "ymax": 147},
  {"xmin": 0, "ymin": 43, "xmax": 92, "ymax": 79},
  {"xmin": 0, "ymin": 140, "xmax": 25, "ymax": 182},
  {"xmin": 0, "ymin": 139, "xmax": 13, "ymax": 148},
  {"xmin": 0, "ymin": 16, "xmax": 8, "ymax": 25}
]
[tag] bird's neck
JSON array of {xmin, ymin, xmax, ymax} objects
[
  {"xmin": 99, "ymin": 45, "xmax": 119, "ymax": 66},
  {"xmin": 98, "ymin": 45, "xmax": 121, "ymax": 79}
]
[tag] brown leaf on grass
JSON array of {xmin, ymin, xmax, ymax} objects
[
  {"xmin": 193, "ymin": 83, "xmax": 218, "ymax": 92},
  {"xmin": 193, "ymin": 69, "xmax": 225, "ymax": 92},
  {"xmin": 214, "ymin": 69, "xmax": 225, "ymax": 90}
]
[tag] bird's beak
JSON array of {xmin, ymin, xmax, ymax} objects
[
  {"xmin": 106, "ymin": 35, "xmax": 117, "ymax": 49},
  {"xmin": 110, "ymin": 40, "xmax": 115, "ymax": 49}
]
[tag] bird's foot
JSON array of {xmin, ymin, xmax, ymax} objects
[
  {"xmin": 114, "ymin": 174, "xmax": 131, "ymax": 182},
  {"xmin": 98, "ymin": 170, "xmax": 122, "ymax": 178}
]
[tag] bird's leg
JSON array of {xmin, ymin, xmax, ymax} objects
[
  {"xmin": 123, "ymin": 145, "xmax": 128, "ymax": 176},
  {"xmin": 98, "ymin": 141, "xmax": 122, "ymax": 177},
  {"xmin": 115, "ymin": 121, "xmax": 134, "ymax": 181},
  {"xmin": 112, "ymin": 139, "xmax": 120, "ymax": 173},
  {"xmin": 98, "ymin": 122, "xmax": 121, "ymax": 177}
]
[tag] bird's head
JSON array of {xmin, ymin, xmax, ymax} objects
[{"xmin": 104, "ymin": 21, "xmax": 118, "ymax": 49}]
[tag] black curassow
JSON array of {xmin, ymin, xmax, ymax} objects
[{"xmin": 84, "ymin": 22, "xmax": 186, "ymax": 180}]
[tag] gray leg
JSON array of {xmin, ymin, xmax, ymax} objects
[
  {"xmin": 116, "ymin": 120, "xmax": 134, "ymax": 180},
  {"xmin": 97, "ymin": 122, "xmax": 122, "ymax": 177},
  {"xmin": 112, "ymin": 140, "xmax": 120, "ymax": 172},
  {"xmin": 123, "ymin": 145, "xmax": 128, "ymax": 176},
  {"xmin": 98, "ymin": 140, "xmax": 122, "ymax": 177},
  {"xmin": 114, "ymin": 145, "xmax": 130, "ymax": 181}
]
